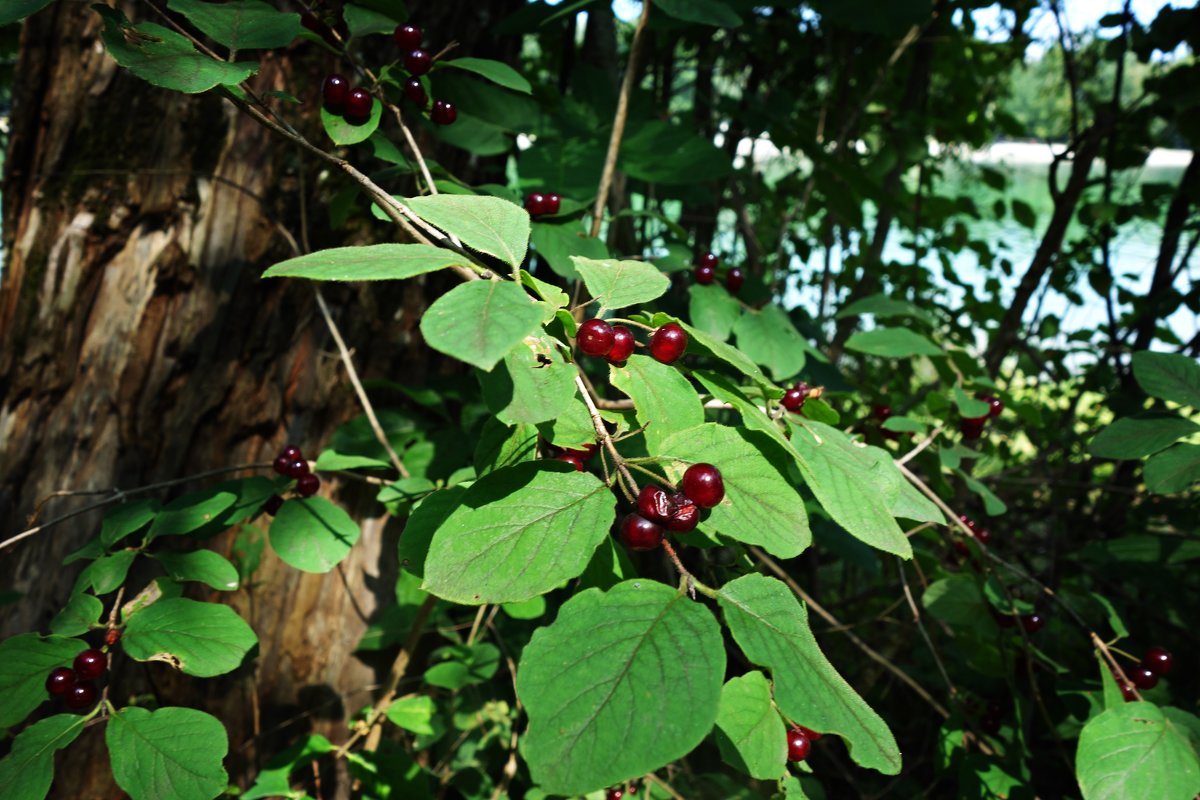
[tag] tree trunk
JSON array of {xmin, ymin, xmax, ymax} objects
[{"xmin": 0, "ymin": 1, "xmax": 513, "ymax": 795}]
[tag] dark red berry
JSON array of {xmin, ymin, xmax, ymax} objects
[
  {"xmin": 607, "ymin": 325, "xmax": 636, "ymax": 364},
  {"xmin": 545, "ymin": 193, "xmax": 561, "ymax": 214},
  {"xmin": 953, "ymin": 540, "xmax": 971, "ymax": 558},
  {"xmin": 404, "ymin": 48, "xmax": 432, "ymax": 76},
  {"xmin": 975, "ymin": 528, "xmax": 992, "ymax": 545},
  {"xmin": 1143, "ymin": 647, "xmax": 1173, "ymax": 676},
  {"xmin": 698, "ymin": 252, "xmax": 718, "ymax": 269},
  {"xmin": 786, "ymin": 728, "xmax": 811, "ymax": 762},
  {"xmin": 105, "ymin": 628, "xmax": 122, "ymax": 647},
  {"xmin": 793, "ymin": 725, "xmax": 823, "ymax": 741},
  {"xmin": 648, "ymin": 323, "xmax": 687, "ymax": 364},
  {"xmin": 619, "ymin": 513, "xmax": 663, "ymax": 551},
  {"xmin": 281, "ymin": 444, "xmax": 303, "ymax": 461},
  {"xmin": 431, "ymin": 99, "xmax": 457, "ymax": 125},
  {"xmin": 960, "ymin": 418, "xmax": 987, "ymax": 440},
  {"xmin": 577, "ymin": 319, "xmax": 615, "ymax": 357},
  {"xmin": 694, "ymin": 264, "xmax": 716, "ymax": 285},
  {"xmin": 682, "ymin": 463, "xmax": 724, "ymax": 508},
  {"xmin": 65, "ymin": 681, "xmax": 98, "ymax": 711},
  {"xmin": 393, "ymin": 24, "xmax": 422, "ymax": 50},
  {"xmin": 273, "ymin": 454, "xmax": 291, "ymax": 475},
  {"xmin": 1118, "ymin": 679, "xmax": 1137, "ymax": 702},
  {"xmin": 74, "ymin": 649, "xmax": 106, "ymax": 680},
  {"xmin": 992, "ymin": 607, "xmax": 1016, "ymax": 628},
  {"xmin": 322, "ymin": 75, "xmax": 349, "ymax": 112},
  {"xmin": 296, "ymin": 473, "xmax": 320, "ymax": 498},
  {"xmin": 958, "ymin": 514, "xmax": 977, "ymax": 531},
  {"xmin": 978, "ymin": 394, "xmax": 1004, "ymax": 418},
  {"xmin": 285, "ymin": 459, "xmax": 310, "ymax": 479},
  {"xmin": 1131, "ymin": 666, "xmax": 1159, "ymax": 690},
  {"xmin": 637, "ymin": 485, "xmax": 673, "ymax": 524},
  {"xmin": 262, "ymin": 494, "xmax": 284, "ymax": 516},
  {"xmin": 403, "ymin": 78, "xmax": 427, "ymax": 107},
  {"xmin": 344, "ymin": 88, "xmax": 373, "ymax": 123},
  {"xmin": 873, "ymin": 404, "xmax": 893, "ymax": 421},
  {"xmin": 980, "ymin": 715, "xmax": 1001, "ymax": 735},
  {"xmin": 725, "ymin": 267, "xmax": 745, "ymax": 293},
  {"xmin": 606, "ymin": 790, "xmax": 624, "ymax": 800},
  {"xmin": 555, "ymin": 453, "xmax": 585, "ymax": 472},
  {"xmin": 525, "ymin": 192, "xmax": 549, "ymax": 217},
  {"xmin": 781, "ymin": 386, "xmax": 807, "ymax": 412},
  {"xmin": 46, "ymin": 667, "xmax": 75, "ymax": 696},
  {"xmin": 665, "ymin": 499, "xmax": 699, "ymax": 532},
  {"xmin": 1020, "ymin": 613, "xmax": 1045, "ymax": 633}
]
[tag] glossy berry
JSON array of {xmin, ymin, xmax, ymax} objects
[
  {"xmin": 725, "ymin": 267, "xmax": 745, "ymax": 293},
  {"xmin": 555, "ymin": 453, "xmax": 585, "ymax": 472},
  {"xmin": 607, "ymin": 325, "xmax": 636, "ymax": 364},
  {"xmin": 648, "ymin": 323, "xmax": 688, "ymax": 365},
  {"xmin": 637, "ymin": 485, "xmax": 673, "ymax": 524},
  {"xmin": 606, "ymin": 790, "xmax": 624, "ymax": 800},
  {"xmin": 577, "ymin": 319, "xmax": 615, "ymax": 357},
  {"xmin": 404, "ymin": 48, "xmax": 432, "ymax": 76},
  {"xmin": 281, "ymin": 444, "xmax": 303, "ymax": 461},
  {"xmin": 1020, "ymin": 613, "xmax": 1045, "ymax": 633},
  {"xmin": 46, "ymin": 667, "xmax": 75, "ymax": 696},
  {"xmin": 619, "ymin": 513, "xmax": 663, "ymax": 551},
  {"xmin": 781, "ymin": 385, "xmax": 807, "ymax": 413},
  {"xmin": 344, "ymin": 89, "xmax": 373, "ymax": 123},
  {"xmin": 786, "ymin": 728, "xmax": 811, "ymax": 762},
  {"xmin": 285, "ymin": 459, "xmax": 310, "ymax": 479},
  {"xmin": 296, "ymin": 473, "xmax": 320, "ymax": 498},
  {"xmin": 524, "ymin": 192, "xmax": 549, "ymax": 217},
  {"xmin": 793, "ymin": 724, "xmax": 823, "ymax": 741},
  {"xmin": 321, "ymin": 74, "xmax": 349, "ymax": 112},
  {"xmin": 273, "ymin": 454, "xmax": 292, "ymax": 475},
  {"xmin": 393, "ymin": 24, "xmax": 422, "ymax": 50},
  {"xmin": 403, "ymin": 78, "xmax": 427, "ymax": 107},
  {"xmin": 979, "ymin": 394, "xmax": 1004, "ymax": 418},
  {"xmin": 958, "ymin": 514, "xmax": 977, "ymax": 532},
  {"xmin": 1143, "ymin": 646, "xmax": 1173, "ymax": 676},
  {"xmin": 694, "ymin": 264, "xmax": 716, "ymax": 285},
  {"xmin": 431, "ymin": 99, "xmax": 457, "ymax": 125},
  {"xmin": 545, "ymin": 193, "xmax": 561, "ymax": 214},
  {"xmin": 1131, "ymin": 666, "xmax": 1159, "ymax": 690},
  {"xmin": 873, "ymin": 405, "xmax": 893, "ymax": 421},
  {"xmin": 665, "ymin": 497, "xmax": 699, "ymax": 532},
  {"xmin": 698, "ymin": 252, "xmax": 718, "ymax": 269},
  {"xmin": 682, "ymin": 463, "xmax": 724, "ymax": 508},
  {"xmin": 975, "ymin": 528, "xmax": 992, "ymax": 545},
  {"xmin": 74, "ymin": 649, "xmax": 107, "ymax": 680},
  {"xmin": 262, "ymin": 494, "xmax": 284, "ymax": 516},
  {"xmin": 65, "ymin": 681, "xmax": 98, "ymax": 711}
]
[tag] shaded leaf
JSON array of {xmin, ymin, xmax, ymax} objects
[
  {"xmin": 264, "ymin": 244, "xmax": 471, "ymax": 281},
  {"xmin": 123, "ymin": 598, "xmax": 257, "ymax": 677},
  {"xmin": 107, "ymin": 707, "xmax": 229, "ymax": 800},
  {"xmin": 609, "ymin": 354, "xmax": 704, "ymax": 452},
  {"xmin": 269, "ymin": 496, "xmax": 362, "ymax": 573}
]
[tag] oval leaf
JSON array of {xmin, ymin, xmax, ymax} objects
[
  {"xmin": 263, "ymin": 244, "xmax": 471, "ymax": 281},
  {"xmin": 1076, "ymin": 702, "xmax": 1200, "ymax": 800},
  {"xmin": 321, "ymin": 101, "xmax": 383, "ymax": 146},
  {"xmin": 1132, "ymin": 351, "xmax": 1200, "ymax": 407},
  {"xmin": 123, "ymin": 597, "xmax": 257, "ymax": 677},
  {"xmin": 155, "ymin": 550, "xmax": 240, "ymax": 591},
  {"xmin": 49, "ymin": 593, "xmax": 104, "ymax": 637},
  {"xmin": 419, "ymin": 280, "xmax": 545, "ymax": 371},
  {"xmin": 733, "ymin": 305, "xmax": 809, "ymax": 382},
  {"xmin": 0, "ymin": 714, "xmax": 86, "ymax": 800},
  {"xmin": 714, "ymin": 671, "xmax": 787, "ymax": 780},
  {"xmin": 269, "ymin": 496, "xmax": 362, "ymax": 573},
  {"xmin": 517, "ymin": 580, "xmax": 725, "ymax": 795},
  {"xmin": 572, "ymin": 256, "xmax": 671, "ymax": 311},
  {"xmin": 166, "ymin": 0, "xmax": 302, "ymax": 49},
  {"xmin": 406, "ymin": 195, "xmax": 530, "ymax": 268},
  {"xmin": 845, "ymin": 328, "xmax": 942, "ymax": 358},
  {"xmin": 1089, "ymin": 414, "xmax": 1200, "ymax": 460},
  {"xmin": 440, "ymin": 57, "xmax": 532, "ymax": 93},
  {"xmin": 107, "ymin": 707, "xmax": 229, "ymax": 800},
  {"xmin": 609, "ymin": 354, "xmax": 705, "ymax": 452}
]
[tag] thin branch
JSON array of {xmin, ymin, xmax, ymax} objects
[{"xmin": 575, "ymin": 374, "xmax": 638, "ymax": 501}]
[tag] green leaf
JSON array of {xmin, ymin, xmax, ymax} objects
[
  {"xmin": 149, "ymin": 487, "xmax": 238, "ymax": 538},
  {"xmin": 123, "ymin": 597, "xmax": 257, "ymax": 677},
  {"xmin": 0, "ymin": 714, "xmax": 86, "ymax": 800},
  {"xmin": 479, "ymin": 335, "xmax": 578, "ymax": 425},
  {"xmin": 620, "ymin": 120, "xmax": 735, "ymax": 184},
  {"xmin": 517, "ymin": 580, "xmax": 726, "ymax": 795},
  {"xmin": 0, "ymin": 0, "xmax": 54, "ymax": 26},
  {"xmin": 422, "ymin": 463, "xmax": 616, "ymax": 603},
  {"xmin": 166, "ymin": 0, "xmax": 302, "ymax": 49},
  {"xmin": 801, "ymin": 397, "xmax": 841, "ymax": 426},
  {"xmin": 243, "ymin": 735, "xmax": 333, "ymax": 800},
  {"xmin": 419, "ymin": 280, "xmax": 545, "ymax": 371},
  {"xmin": 658, "ymin": 424, "xmax": 811, "ymax": 559},
  {"xmin": 107, "ymin": 707, "xmax": 229, "ymax": 800},
  {"xmin": 154, "ymin": 550, "xmax": 240, "ymax": 591},
  {"xmin": 718, "ymin": 574, "xmax": 902, "ymax": 775},
  {"xmin": 49, "ymin": 593, "xmax": 104, "ymax": 637},
  {"xmin": 320, "ymin": 101, "xmax": 383, "ymax": 146},
  {"xmin": 609, "ymin": 354, "xmax": 704, "ymax": 452},
  {"xmin": 96, "ymin": 9, "xmax": 257, "ymax": 93},
  {"xmin": 960, "ymin": 473, "xmax": 1008, "ymax": 516},
  {"xmin": 73, "ymin": 550, "xmax": 137, "ymax": 595},
  {"xmin": 474, "ymin": 419, "xmax": 539, "ymax": 477},
  {"xmin": 953, "ymin": 387, "xmax": 990, "ymax": 419},
  {"xmin": 1145, "ymin": 443, "xmax": 1200, "ymax": 494},
  {"xmin": 424, "ymin": 642, "xmax": 500, "ymax": 689},
  {"xmin": 651, "ymin": 0, "xmax": 743, "ymax": 26},
  {"xmin": 1089, "ymin": 413, "xmax": 1199, "ymax": 459},
  {"xmin": 384, "ymin": 695, "xmax": 436, "ymax": 735},
  {"xmin": 406, "ymin": 195, "xmax": 530, "ymax": 268},
  {"xmin": 921, "ymin": 576, "xmax": 986, "ymax": 628},
  {"xmin": 733, "ymin": 305, "xmax": 809, "ymax": 382},
  {"xmin": 531, "ymin": 221, "xmax": 608, "ymax": 280},
  {"xmin": 343, "ymin": 3, "xmax": 396, "ymax": 36},
  {"xmin": 398, "ymin": 486, "xmax": 467, "ymax": 577},
  {"xmin": 1076, "ymin": 702, "xmax": 1200, "ymax": 800},
  {"xmin": 263, "ymin": 243, "xmax": 471, "ymax": 281},
  {"xmin": 845, "ymin": 328, "xmax": 942, "ymax": 358},
  {"xmin": 1132, "ymin": 351, "xmax": 1200, "ymax": 407},
  {"xmin": 788, "ymin": 421, "xmax": 912, "ymax": 558},
  {"xmin": 1011, "ymin": 198, "xmax": 1037, "ymax": 228},
  {"xmin": 688, "ymin": 284, "xmax": 742, "ymax": 341},
  {"xmin": 681, "ymin": 320, "xmax": 769, "ymax": 385},
  {"xmin": 440, "ymin": 57, "xmax": 532, "ymax": 93},
  {"xmin": 0, "ymin": 634, "xmax": 86, "ymax": 728},
  {"xmin": 714, "ymin": 671, "xmax": 787, "ymax": 780},
  {"xmin": 269, "ymin": 496, "xmax": 362, "ymax": 573},
  {"xmin": 101, "ymin": 499, "xmax": 160, "ymax": 547},
  {"xmin": 836, "ymin": 293, "xmax": 936, "ymax": 325},
  {"xmin": 572, "ymin": 256, "xmax": 671, "ymax": 311}
]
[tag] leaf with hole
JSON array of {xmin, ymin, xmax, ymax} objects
[{"xmin": 123, "ymin": 597, "xmax": 257, "ymax": 677}]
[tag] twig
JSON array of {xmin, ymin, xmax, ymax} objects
[
  {"xmin": 575, "ymin": 374, "xmax": 638, "ymax": 502},
  {"xmin": 896, "ymin": 425, "xmax": 942, "ymax": 466},
  {"xmin": 1091, "ymin": 631, "xmax": 1143, "ymax": 702}
]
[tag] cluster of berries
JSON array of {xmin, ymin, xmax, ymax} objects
[
  {"xmin": 787, "ymin": 724, "xmax": 822, "ymax": 762},
  {"xmin": 394, "ymin": 24, "xmax": 456, "ymax": 125},
  {"xmin": 620, "ymin": 464, "xmax": 725, "ymax": 551},
  {"xmin": 992, "ymin": 606, "xmax": 1045, "ymax": 633},
  {"xmin": 692, "ymin": 252, "xmax": 744, "ymax": 293},
  {"xmin": 872, "ymin": 404, "xmax": 901, "ymax": 441},
  {"xmin": 961, "ymin": 393, "xmax": 1003, "ymax": 440},
  {"xmin": 577, "ymin": 320, "xmax": 688, "ymax": 366},
  {"xmin": 524, "ymin": 191, "xmax": 562, "ymax": 218},
  {"xmin": 321, "ymin": 74, "xmax": 374, "ymax": 125},
  {"xmin": 955, "ymin": 514, "xmax": 993, "ymax": 550},
  {"xmin": 263, "ymin": 444, "xmax": 320, "ymax": 515},
  {"xmin": 45, "ymin": 648, "xmax": 108, "ymax": 712},
  {"xmin": 1115, "ymin": 645, "xmax": 1174, "ymax": 699},
  {"xmin": 781, "ymin": 381, "xmax": 812, "ymax": 414},
  {"xmin": 552, "ymin": 442, "xmax": 596, "ymax": 472}
]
